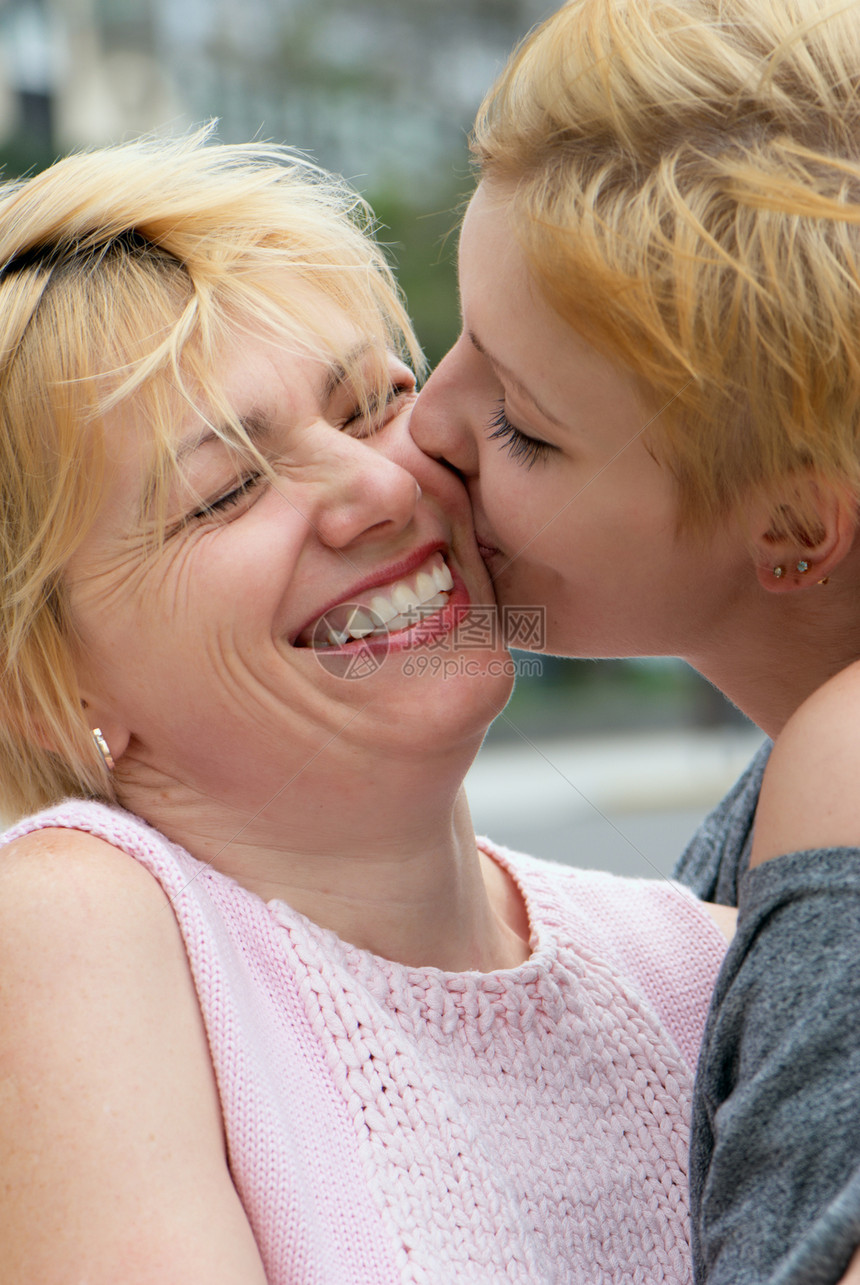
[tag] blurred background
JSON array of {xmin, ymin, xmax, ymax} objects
[{"xmin": 0, "ymin": 0, "xmax": 765, "ymax": 877}]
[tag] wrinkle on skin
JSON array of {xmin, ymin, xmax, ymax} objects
[{"xmin": 63, "ymin": 305, "xmax": 520, "ymax": 971}]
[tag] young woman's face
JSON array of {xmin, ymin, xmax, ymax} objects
[
  {"xmin": 66, "ymin": 297, "xmax": 513, "ymax": 811},
  {"xmin": 409, "ymin": 183, "xmax": 749, "ymax": 659}
]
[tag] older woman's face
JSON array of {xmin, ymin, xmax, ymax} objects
[
  {"xmin": 409, "ymin": 183, "xmax": 749, "ymax": 660},
  {"xmin": 65, "ymin": 302, "xmax": 512, "ymax": 809}
]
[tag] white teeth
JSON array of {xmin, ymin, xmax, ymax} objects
[
  {"xmin": 345, "ymin": 607, "xmax": 374, "ymax": 638},
  {"xmin": 369, "ymin": 594, "xmax": 398, "ymax": 624},
  {"xmin": 391, "ymin": 583, "xmax": 421, "ymax": 614},
  {"xmin": 433, "ymin": 561, "xmax": 454, "ymax": 592},
  {"xmin": 385, "ymin": 612, "xmax": 412, "ymax": 632},
  {"xmin": 415, "ymin": 571, "xmax": 436, "ymax": 603},
  {"xmin": 302, "ymin": 557, "xmax": 454, "ymax": 648}
]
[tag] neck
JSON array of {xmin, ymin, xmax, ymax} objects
[
  {"xmin": 685, "ymin": 576, "xmax": 860, "ymax": 739},
  {"xmin": 116, "ymin": 745, "xmax": 531, "ymax": 972}
]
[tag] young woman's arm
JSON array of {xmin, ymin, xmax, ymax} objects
[
  {"xmin": 841, "ymin": 1247, "xmax": 860, "ymax": 1283},
  {"xmin": 750, "ymin": 659, "xmax": 860, "ymax": 867},
  {"xmin": 0, "ymin": 827, "xmax": 269, "ymax": 1285}
]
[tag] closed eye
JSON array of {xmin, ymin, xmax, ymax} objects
[
  {"xmin": 487, "ymin": 402, "xmax": 554, "ymax": 468},
  {"xmin": 186, "ymin": 472, "xmax": 267, "ymax": 523},
  {"xmin": 341, "ymin": 378, "xmax": 416, "ymax": 437}
]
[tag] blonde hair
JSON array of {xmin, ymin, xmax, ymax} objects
[
  {"xmin": 472, "ymin": 0, "xmax": 860, "ymax": 528},
  {"xmin": 0, "ymin": 126, "xmax": 420, "ymax": 819}
]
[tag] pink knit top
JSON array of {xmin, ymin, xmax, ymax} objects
[{"xmin": 3, "ymin": 801, "xmax": 727, "ymax": 1284}]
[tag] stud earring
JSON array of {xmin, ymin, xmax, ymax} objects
[
  {"xmin": 796, "ymin": 560, "xmax": 810, "ymax": 574},
  {"xmin": 817, "ymin": 576, "xmax": 830, "ymax": 586},
  {"xmin": 773, "ymin": 565, "xmax": 785, "ymax": 579},
  {"xmin": 92, "ymin": 727, "xmax": 115, "ymax": 772}
]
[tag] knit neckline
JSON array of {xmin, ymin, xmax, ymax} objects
[{"xmin": 265, "ymin": 839, "xmax": 561, "ymax": 991}]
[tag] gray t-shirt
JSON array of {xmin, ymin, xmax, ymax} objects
[{"xmin": 674, "ymin": 745, "xmax": 860, "ymax": 1283}]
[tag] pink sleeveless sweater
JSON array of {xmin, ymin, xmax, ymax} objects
[{"xmin": 3, "ymin": 801, "xmax": 727, "ymax": 1284}]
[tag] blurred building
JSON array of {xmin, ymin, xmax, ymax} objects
[{"xmin": 0, "ymin": 0, "xmax": 555, "ymax": 191}]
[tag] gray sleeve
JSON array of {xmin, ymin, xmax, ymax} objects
[
  {"xmin": 673, "ymin": 740, "xmax": 771, "ymax": 905},
  {"xmin": 691, "ymin": 849, "xmax": 860, "ymax": 1284}
]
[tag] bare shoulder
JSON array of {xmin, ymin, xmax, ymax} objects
[
  {"xmin": 0, "ymin": 825, "xmax": 200, "ymax": 1026},
  {"xmin": 0, "ymin": 825, "xmax": 189, "ymax": 1000},
  {"xmin": 751, "ymin": 660, "xmax": 860, "ymax": 866},
  {"xmin": 0, "ymin": 826, "xmax": 267, "ymax": 1284},
  {"xmin": 702, "ymin": 901, "xmax": 738, "ymax": 942},
  {"xmin": 0, "ymin": 822, "xmax": 176, "ymax": 916}
]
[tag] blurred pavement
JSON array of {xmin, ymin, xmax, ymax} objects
[{"xmin": 465, "ymin": 726, "xmax": 766, "ymax": 881}]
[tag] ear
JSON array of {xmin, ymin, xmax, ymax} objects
[{"xmin": 751, "ymin": 476, "xmax": 857, "ymax": 593}]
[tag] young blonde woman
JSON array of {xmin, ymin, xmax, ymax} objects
[
  {"xmin": 409, "ymin": 0, "xmax": 860, "ymax": 1281},
  {"xmin": 0, "ymin": 130, "xmax": 736, "ymax": 1283}
]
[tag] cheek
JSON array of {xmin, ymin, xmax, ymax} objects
[{"xmin": 480, "ymin": 454, "xmax": 568, "ymax": 551}]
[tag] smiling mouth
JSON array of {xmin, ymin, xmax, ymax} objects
[{"xmin": 295, "ymin": 553, "xmax": 455, "ymax": 648}]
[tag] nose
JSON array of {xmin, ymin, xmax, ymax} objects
[
  {"xmin": 311, "ymin": 422, "xmax": 420, "ymax": 550},
  {"xmin": 409, "ymin": 335, "xmax": 481, "ymax": 477}
]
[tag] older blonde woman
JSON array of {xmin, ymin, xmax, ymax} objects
[
  {"xmin": 0, "ymin": 131, "xmax": 731, "ymax": 1283},
  {"xmin": 409, "ymin": 1, "xmax": 860, "ymax": 1281}
]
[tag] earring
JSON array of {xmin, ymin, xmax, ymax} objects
[
  {"xmin": 817, "ymin": 576, "xmax": 830, "ymax": 586},
  {"xmin": 773, "ymin": 565, "xmax": 785, "ymax": 579},
  {"xmin": 92, "ymin": 727, "xmax": 115, "ymax": 772},
  {"xmin": 796, "ymin": 560, "xmax": 810, "ymax": 574}
]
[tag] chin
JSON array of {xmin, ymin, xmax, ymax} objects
[{"xmin": 386, "ymin": 654, "xmax": 513, "ymax": 743}]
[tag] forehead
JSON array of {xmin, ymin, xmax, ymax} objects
[
  {"xmin": 459, "ymin": 183, "xmax": 597, "ymax": 380},
  {"xmin": 458, "ymin": 183, "xmax": 662, "ymax": 456},
  {"xmin": 129, "ymin": 285, "xmax": 372, "ymax": 434},
  {"xmin": 459, "ymin": 183, "xmax": 525, "ymax": 302},
  {"xmin": 199, "ymin": 304, "xmax": 366, "ymax": 413},
  {"xmin": 88, "ymin": 305, "xmax": 374, "ymax": 522}
]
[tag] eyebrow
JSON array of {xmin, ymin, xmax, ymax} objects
[
  {"xmin": 320, "ymin": 340, "xmax": 374, "ymax": 401},
  {"xmin": 467, "ymin": 329, "xmax": 564, "ymax": 428},
  {"xmin": 172, "ymin": 408, "xmax": 274, "ymax": 464},
  {"xmin": 139, "ymin": 410, "xmax": 274, "ymax": 520},
  {"xmin": 140, "ymin": 345, "xmax": 375, "ymax": 519},
  {"xmin": 171, "ymin": 342, "xmax": 374, "ymax": 464}
]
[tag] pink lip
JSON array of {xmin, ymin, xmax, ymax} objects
[
  {"xmin": 291, "ymin": 540, "xmax": 449, "ymax": 644},
  {"xmin": 476, "ymin": 535, "xmax": 502, "ymax": 561},
  {"xmin": 471, "ymin": 506, "xmax": 501, "ymax": 561}
]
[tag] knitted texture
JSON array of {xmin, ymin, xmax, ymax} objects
[{"xmin": 3, "ymin": 802, "xmax": 727, "ymax": 1284}]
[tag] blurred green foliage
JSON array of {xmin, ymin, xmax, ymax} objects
[
  {"xmin": 0, "ymin": 136, "xmax": 56, "ymax": 182},
  {"xmin": 489, "ymin": 657, "xmax": 749, "ymax": 742},
  {"xmin": 370, "ymin": 184, "xmax": 469, "ymax": 374}
]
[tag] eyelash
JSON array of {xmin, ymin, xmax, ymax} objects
[
  {"xmin": 342, "ymin": 380, "xmax": 414, "ymax": 435},
  {"xmin": 183, "ymin": 377, "xmax": 413, "ymax": 524},
  {"xmin": 487, "ymin": 402, "xmax": 554, "ymax": 469},
  {"xmin": 187, "ymin": 472, "xmax": 266, "ymax": 523}
]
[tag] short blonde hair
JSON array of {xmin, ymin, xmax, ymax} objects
[
  {"xmin": 473, "ymin": 0, "xmax": 860, "ymax": 528},
  {"xmin": 0, "ymin": 126, "xmax": 420, "ymax": 820}
]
